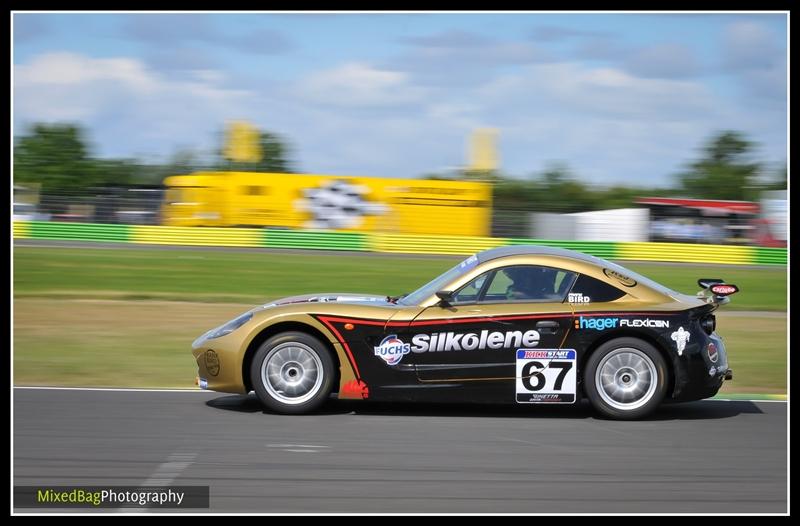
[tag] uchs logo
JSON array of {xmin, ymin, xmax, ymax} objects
[{"xmin": 374, "ymin": 335, "xmax": 411, "ymax": 365}]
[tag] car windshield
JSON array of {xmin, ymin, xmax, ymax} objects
[{"xmin": 398, "ymin": 254, "xmax": 479, "ymax": 306}]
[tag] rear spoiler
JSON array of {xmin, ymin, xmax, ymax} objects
[{"xmin": 697, "ymin": 278, "xmax": 739, "ymax": 306}]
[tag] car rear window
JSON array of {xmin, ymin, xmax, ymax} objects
[{"xmin": 569, "ymin": 274, "xmax": 627, "ymax": 303}]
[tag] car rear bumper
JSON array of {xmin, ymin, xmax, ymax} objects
[{"xmin": 671, "ymin": 333, "xmax": 731, "ymax": 402}]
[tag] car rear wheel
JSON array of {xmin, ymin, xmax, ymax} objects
[
  {"xmin": 250, "ymin": 332, "xmax": 335, "ymax": 414},
  {"xmin": 584, "ymin": 338, "xmax": 667, "ymax": 420}
]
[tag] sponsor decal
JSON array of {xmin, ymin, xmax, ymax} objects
[
  {"xmin": 204, "ymin": 350, "xmax": 220, "ymax": 377},
  {"xmin": 198, "ymin": 378, "xmax": 208, "ymax": 390},
  {"xmin": 620, "ymin": 318, "xmax": 670, "ymax": 329},
  {"xmin": 575, "ymin": 317, "xmax": 670, "ymax": 330},
  {"xmin": 709, "ymin": 367, "xmax": 717, "ymax": 377},
  {"xmin": 373, "ymin": 335, "xmax": 411, "ymax": 365},
  {"xmin": 710, "ymin": 284, "xmax": 739, "ymax": 296},
  {"xmin": 671, "ymin": 327, "xmax": 690, "ymax": 355},
  {"xmin": 410, "ymin": 329, "xmax": 540, "ymax": 353},
  {"xmin": 375, "ymin": 330, "xmax": 541, "ymax": 365},
  {"xmin": 568, "ymin": 292, "xmax": 591, "ymax": 303},
  {"xmin": 340, "ymin": 379, "xmax": 370, "ymax": 399},
  {"xmin": 515, "ymin": 349, "xmax": 577, "ymax": 404},
  {"xmin": 519, "ymin": 349, "xmax": 574, "ymax": 359},
  {"xmin": 459, "ymin": 255, "xmax": 478, "ymax": 269},
  {"xmin": 707, "ymin": 342, "xmax": 719, "ymax": 363},
  {"xmin": 575, "ymin": 316, "xmax": 669, "ymax": 331},
  {"xmin": 603, "ymin": 268, "xmax": 637, "ymax": 287},
  {"xmin": 307, "ymin": 295, "xmax": 385, "ymax": 303},
  {"xmin": 575, "ymin": 316, "xmax": 618, "ymax": 330}
]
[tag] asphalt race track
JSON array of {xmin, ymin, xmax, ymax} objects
[{"xmin": 13, "ymin": 388, "xmax": 787, "ymax": 513}]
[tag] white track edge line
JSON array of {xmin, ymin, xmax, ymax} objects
[
  {"xmin": 13, "ymin": 386, "xmax": 209, "ymax": 393},
  {"xmin": 11, "ymin": 386, "xmax": 787, "ymax": 401}
]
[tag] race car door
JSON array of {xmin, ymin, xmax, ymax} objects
[{"xmin": 397, "ymin": 264, "xmax": 576, "ymax": 384}]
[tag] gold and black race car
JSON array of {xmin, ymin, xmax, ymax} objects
[{"xmin": 192, "ymin": 246, "xmax": 737, "ymax": 420}]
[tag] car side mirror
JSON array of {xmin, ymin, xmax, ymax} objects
[{"xmin": 435, "ymin": 290, "xmax": 454, "ymax": 306}]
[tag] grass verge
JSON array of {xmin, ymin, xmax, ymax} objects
[{"xmin": 14, "ymin": 246, "xmax": 787, "ymax": 311}]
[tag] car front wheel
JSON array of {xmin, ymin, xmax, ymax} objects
[
  {"xmin": 250, "ymin": 332, "xmax": 335, "ymax": 414},
  {"xmin": 584, "ymin": 337, "xmax": 668, "ymax": 420}
]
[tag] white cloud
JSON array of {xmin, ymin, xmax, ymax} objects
[
  {"xmin": 721, "ymin": 21, "xmax": 786, "ymax": 102},
  {"xmin": 723, "ymin": 21, "xmax": 779, "ymax": 70},
  {"xmin": 14, "ymin": 52, "xmax": 256, "ymax": 157},
  {"xmin": 299, "ymin": 62, "xmax": 427, "ymax": 107},
  {"xmin": 623, "ymin": 43, "xmax": 700, "ymax": 79},
  {"xmin": 16, "ymin": 52, "xmax": 157, "ymax": 91},
  {"xmin": 12, "ymin": 48, "xmax": 785, "ymax": 187},
  {"xmin": 477, "ymin": 62, "xmax": 717, "ymax": 123}
]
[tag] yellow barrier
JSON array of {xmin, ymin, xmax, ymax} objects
[
  {"xmin": 617, "ymin": 242, "xmax": 754, "ymax": 265},
  {"xmin": 370, "ymin": 233, "xmax": 507, "ymax": 255},
  {"xmin": 131, "ymin": 226, "xmax": 262, "ymax": 247},
  {"xmin": 162, "ymin": 172, "xmax": 492, "ymax": 236},
  {"xmin": 13, "ymin": 221, "xmax": 30, "ymax": 239}
]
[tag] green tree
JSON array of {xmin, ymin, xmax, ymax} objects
[
  {"xmin": 138, "ymin": 149, "xmax": 202, "ymax": 185},
  {"xmin": 14, "ymin": 123, "xmax": 95, "ymax": 194},
  {"xmin": 678, "ymin": 131, "xmax": 761, "ymax": 200},
  {"xmin": 254, "ymin": 131, "xmax": 293, "ymax": 173},
  {"xmin": 89, "ymin": 159, "xmax": 138, "ymax": 187},
  {"xmin": 218, "ymin": 130, "xmax": 294, "ymax": 173},
  {"xmin": 768, "ymin": 164, "xmax": 787, "ymax": 191},
  {"xmin": 536, "ymin": 166, "xmax": 597, "ymax": 213}
]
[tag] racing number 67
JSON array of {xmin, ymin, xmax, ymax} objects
[{"xmin": 521, "ymin": 361, "xmax": 573, "ymax": 391}]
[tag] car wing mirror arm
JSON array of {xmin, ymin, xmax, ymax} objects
[{"xmin": 435, "ymin": 290, "xmax": 454, "ymax": 307}]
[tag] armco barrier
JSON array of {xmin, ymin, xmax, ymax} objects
[
  {"xmin": 26, "ymin": 221, "xmax": 131, "ymax": 242},
  {"xmin": 508, "ymin": 239, "xmax": 618, "ymax": 260},
  {"xmin": 132, "ymin": 226, "xmax": 262, "ymax": 247},
  {"xmin": 753, "ymin": 247, "xmax": 789, "ymax": 265},
  {"xmin": 265, "ymin": 229, "xmax": 367, "ymax": 251},
  {"xmin": 616, "ymin": 241, "xmax": 754, "ymax": 265},
  {"xmin": 370, "ymin": 233, "xmax": 507, "ymax": 255},
  {"xmin": 12, "ymin": 221, "xmax": 787, "ymax": 265},
  {"xmin": 12, "ymin": 221, "xmax": 30, "ymax": 240}
]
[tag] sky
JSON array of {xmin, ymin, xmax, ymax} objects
[{"xmin": 12, "ymin": 11, "xmax": 789, "ymax": 187}]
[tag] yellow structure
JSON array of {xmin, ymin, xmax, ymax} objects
[
  {"xmin": 162, "ymin": 172, "xmax": 492, "ymax": 236},
  {"xmin": 468, "ymin": 128, "xmax": 499, "ymax": 172},
  {"xmin": 224, "ymin": 121, "xmax": 262, "ymax": 163}
]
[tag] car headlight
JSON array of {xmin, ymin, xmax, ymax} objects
[{"xmin": 205, "ymin": 312, "xmax": 254, "ymax": 340}]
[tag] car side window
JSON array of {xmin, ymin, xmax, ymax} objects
[
  {"xmin": 568, "ymin": 274, "xmax": 627, "ymax": 303},
  {"xmin": 451, "ymin": 272, "xmax": 493, "ymax": 304},
  {"xmin": 482, "ymin": 265, "xmax": 576, "ymax": 303}
]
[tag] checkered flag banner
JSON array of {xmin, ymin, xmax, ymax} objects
[{"xmin": 294, "ymin": 179, "xmax": 387, "ymax": 229}]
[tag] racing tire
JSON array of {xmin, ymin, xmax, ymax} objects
[
  {"xmin": 584, "ymin": 337, "xmax": 668, "ymax": 420},
  {"xmin": 250, "ymin": 331, "xmax": 335, "ymax": 414}
]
